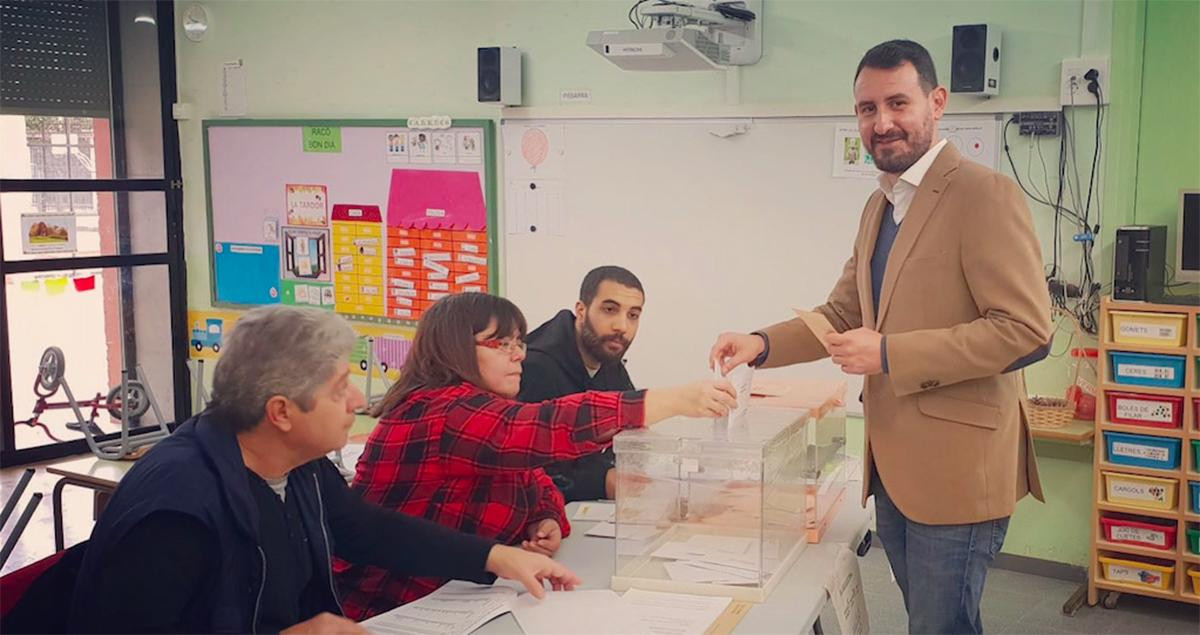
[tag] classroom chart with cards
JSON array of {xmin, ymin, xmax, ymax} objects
[{"xmin": 203, "ymin": 119, "xmax": 498, "ymax": 324}]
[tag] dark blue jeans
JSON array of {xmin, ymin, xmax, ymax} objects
[{"xmin": 871, "ymin": 476, "xmax": 1010, "ymax": 634}]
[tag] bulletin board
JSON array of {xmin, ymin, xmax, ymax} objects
[{"xmin": 203, "ymin": 119, "xmax": 497, "ymax": 325}]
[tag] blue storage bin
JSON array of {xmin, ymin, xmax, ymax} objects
[
  {"xmin": 1104, "ymin": 432, "xmax": 1182, "ymax": 470},
  {"xmin": 1109, "ymin": 352, "xmax": 1187, "ymax": 389},
  {"xmin": 1192, "ymin": 482, "xmax": 1200, "ymax": 514}
]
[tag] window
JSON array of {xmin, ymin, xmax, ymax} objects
[{"xmin": 1, "ymin": 1, "xmax": 186, "ymax": 465}]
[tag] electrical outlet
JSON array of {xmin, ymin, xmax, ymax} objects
[{"xmin": 1060, "ymin": 56, "xmax": 1109, "ymax": 106}]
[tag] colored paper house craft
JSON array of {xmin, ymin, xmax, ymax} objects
[{"xmin": 386, "ymin": 169, "xmax": 486, "ymax": 230}]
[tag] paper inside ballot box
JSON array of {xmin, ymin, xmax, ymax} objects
[{"xmin": 749, "ymin": 377, "xmax": 846, "ymax": 418}]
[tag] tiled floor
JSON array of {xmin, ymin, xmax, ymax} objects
[
  {"xmin": 4, "ymin": 461, "xmax": 1199, "ymax": 632},
  {"xmin": 818, "ymin": 544, "xmax": 1200, "ymax": 634},
  {"xmin": 1, "ymin": 460, "xmax": 95, "ymax": 576}
]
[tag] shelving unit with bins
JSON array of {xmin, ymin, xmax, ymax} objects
[{"xmin": 1088, "ymin": 297, "xmax": 1200, "ymax": 608}]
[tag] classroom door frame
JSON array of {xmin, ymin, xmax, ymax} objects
[{"xmin": 0, "ymin": 0, "xmax": 189, "ymax": 466}]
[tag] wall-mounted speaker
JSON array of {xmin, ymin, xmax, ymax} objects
[
  {"xmin": 951, "ymin": 24, "xmax": 1001, "ymax": 95},
  {"xmin": 477, "ymin": 46, "xmax": 522, "ymax": 106}
]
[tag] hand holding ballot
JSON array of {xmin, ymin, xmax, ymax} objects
[
  {"xmin": 826, "ymin": 327, "xmax": 883, "ymax": 376},
  {"xmin": 708, "ymin": 332, "xmax": 767, "ymax": 375},
  {"xmin": 484, "ymin": 544, "xmax": 581, "ymax": 599},
  {"xmin": 645, "ymin": 379, "xmax": 738, "ymax": 421}
]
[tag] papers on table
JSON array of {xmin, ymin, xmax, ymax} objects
[
  {"xmin": 651, "ymin": 534, "xmax": 780, "ymax": 584},
  {"xmin": 511, "ymin": 589, "xmax": 729, "ymax": 635},
  {"xmin": 584, "ymin": 522, "xmax": 662, "ymax": 541},
  {"xmin": 584, "ymin": 521, "xmax": 616, "ymax": 538},
  {"xmin": 364, "ymin": 577, "xmax": 736, "ymax": 635},
  {"xmin": 511, "ymin": 590, "xmax": 649, "ymax": 635},
  {"xmin": 662, "ymin": 561, "xmax": 758, "ymax": 585},
  {"xmin": 621, "ymin": 589, "xmax": 732, "ymax": 635},
  {"xmin": 362, "ymin": 581, "xmax": 516, "ymax": 635},
  {"xmin": 572, "ymin": 501, "xmax": 615, "ymax": 522}
]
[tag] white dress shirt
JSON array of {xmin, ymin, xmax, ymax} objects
[{"xmin": 876, "ymin": 138, "xmax": 948, "ymax": 224}]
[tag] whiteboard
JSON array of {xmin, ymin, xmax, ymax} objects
[{"xmin": 502, "ymin": 115, "xmax": 1000, "ymax": 414}]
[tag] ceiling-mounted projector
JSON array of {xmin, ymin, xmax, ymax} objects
[{"xmin": 587, "ymin": 0, "xmax": 762, "ymax": 71}]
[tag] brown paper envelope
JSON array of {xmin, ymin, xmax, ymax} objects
[{"xmin": 792, "ymin": 308, "xmax": 835, "ymax": 352}]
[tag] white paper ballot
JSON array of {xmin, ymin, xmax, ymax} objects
[
  {"xmin": 725, "ymin": 364, "xmax": 754, "ymax": 425},
  {"xmin": 652, "ymin": 535, "xmax": 752, "ymax": 561},
  {"xmin": 585, "ymin": 522, "xmax": 661, "ymax": 540},
  {"xmin": 620, "ymin": 589, "xmax": 732, "ymax": 635},
  {"xmin": 584, "ymin": 521, "xmax": 617, "ymax": 538},
  {"xmin": 362, "ymin": 581, "xmax": 515, "ymax": 635},
  {"xmin": 512, "ymin": 590, "xmax": 650, "ymax": 635},
  {"xmin": 572, "ymin": 502, "xmax": 615, "ymax": 522},
  {"xmin": 662, "ymin": 561, "xmax": 758, "ymax": 585}
]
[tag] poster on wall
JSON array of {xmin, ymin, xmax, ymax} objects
[
  {"xmin": 285, "ymin": 184, "xmax": 329, "ymax": 226},
  {"xmin": 188, "ymin": 309, "xmax": 243, "ymax": 359},
  {"xmin": 386, "ymin": 131, "xmax": 409, "ymax": 163},
  {"xmin": 502, "ymin": 124, "xmax": 567, "ymax": 180},
  {"xmin": 205, "ymin": 120, "xmax": 495, "ymax": 323},
  {"xmin": 281, "ymin": 226, "xmax": 331, "ymax": 281},
  {"xmin": 409, "ymin": 131, "xmax": 432, "ymax": 163},
  {"xmin": 432, "ymin": 132, "xmax": 457, "ymax": 162},
  {"xmin": 21, "ymin": 213, "xmax": 77, "ymax": 254},
  {"xmin": 457, "ymin": 130, "xmax": 482, "ymax": 164},
  {"xmin": 832, "ymin": 124, "xmax": 877, "ymax": 179}
]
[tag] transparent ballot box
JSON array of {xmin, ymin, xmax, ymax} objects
[{"xmin": 611, "ymin": 382, "xmax": 846, "ymax": 602}]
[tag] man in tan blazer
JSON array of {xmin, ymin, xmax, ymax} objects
[{"xmin": 711, "ymin": 40, "xmax": 1051, "ymax": 634}]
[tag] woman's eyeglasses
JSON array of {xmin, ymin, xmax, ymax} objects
[{"xmin": 475, "ymin": 338, "xmax": 527, "ymax": 356}]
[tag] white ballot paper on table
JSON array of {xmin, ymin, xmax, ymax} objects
[
  {"xmin": 362, "ymin": 581, "xmax": 515, "ymax": 635},
  {"xmin": 572, "ymin": 501, "xmax": 615, "ymax": 522},
  {"xmin": 511, "ymin": 590, "xmax": 649, "ymax": 635},
  {"xmin": 662, "ymin": 560, "xmax": 758, "ymax": 586},
  {"xmin": 584, "ymin": 521, "xmax": 617, "ymax": 538},
  {"xmin": 366, "ymin": 582, "xmax": 733, "ymax": 635},
  {"xmin": 620, "ymin": 589, "xmax": 732, "ymax": 635},
  {"xmin": 585, "ymin": 522, "xmax": 662, "ymax": 540}
]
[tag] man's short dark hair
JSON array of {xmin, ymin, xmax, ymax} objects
[
  {"xmin": 854, "ymin": 40, "xmax": 938, "ymax": 93},
  {"xmin": 579, "ymin": 266, "xmax": 644, "ymax": 305}
]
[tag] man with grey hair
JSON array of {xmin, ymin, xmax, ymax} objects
[{"xmin": 68, "ymin": 306, "xmax": 581, "ymax": 634}]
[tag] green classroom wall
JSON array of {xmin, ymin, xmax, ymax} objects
[
  {"xmin": 1132, "ymin": 0, "xmax": 1200, "ymax": 263},
  {"xmin": 174, "ymin": 0, "xmax": 1194, "ymax": 567}
]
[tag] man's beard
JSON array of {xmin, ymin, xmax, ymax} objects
[
  {"xmin": 868, "ymin": 118, "xmax": 934, "ymax": 174},
  {"xmin": 580, "ymin": 317, "xmax": 630, "ymax": 365}
]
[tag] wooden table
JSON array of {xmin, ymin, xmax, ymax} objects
[{"xmin": 46, "ymin": 455, "xmax": 134, "ymax": 550}]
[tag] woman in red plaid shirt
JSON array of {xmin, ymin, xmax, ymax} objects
[{"xmin": 335, "ymin": 293, "xmax": 736, "ymax": 619}]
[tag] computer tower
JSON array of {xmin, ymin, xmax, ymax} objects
[{"xmin": 1113, "ymin": 225, "xmax": 1167, "ymax": 301}]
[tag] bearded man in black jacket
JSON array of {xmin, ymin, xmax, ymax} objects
[{"xmin": 518, "ymin": 266, "xmax": 645, "ymax": 502}]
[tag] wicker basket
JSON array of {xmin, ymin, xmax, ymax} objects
[
  {"xmin": 1026, "ymin": 395, "xmax": 1076, "ymax": 429},
  {"xmin": 1024, "ymin": 309, "xmax": 1089, "ymax": 430}
]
